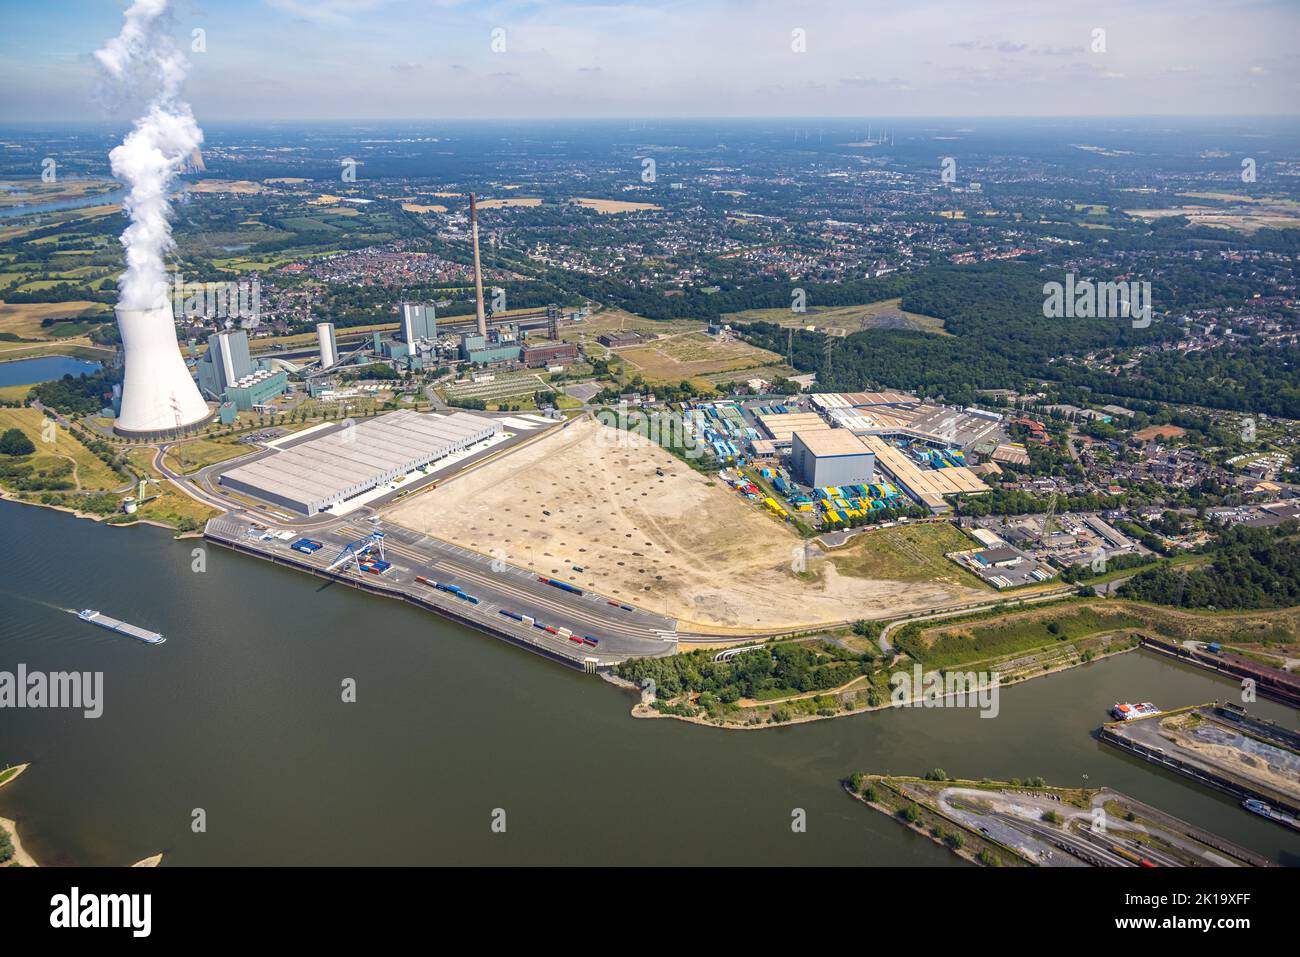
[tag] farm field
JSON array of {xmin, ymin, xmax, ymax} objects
[
  {"xmin": 187, "ymin": 179, "xmax": 265, "ymax": 194},
  {"xmin": 385, "ymin": 417, "xmax": 988, "ymax": 633},
  {"xmin": 0, "ymin": 203, "xmax": 121, "ymax": 244},
  {"xmin": 571, "ymin": 198, "xmax": 661, "ymax": 213},
  {"xmin": 477, "ymin": 197, "xmax": 542, "ymax": 209},
  {"xmin": 1124, "ymin": 196, "xmax": 1300, "ymax": 233},
  {"xmin": 0, "ymin": 178, "xmax": 118, "ymax": 209},
  {"xmin": 0, "ymin": 300, "xmax": 108, "ymax": 340}
]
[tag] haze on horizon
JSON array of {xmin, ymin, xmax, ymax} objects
[{"xmin": 1, "ymin": 0, "xmax": 1297, "ymax": 123}]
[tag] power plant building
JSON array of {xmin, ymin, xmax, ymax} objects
[
  {"xmin": 790, "ymin": 429, "xmax": 876, "ymax": 489},
  {"xmin": 224, "ymin": 368, "xmax": 289, "ymax": 411},
  {"xmin": 197, "ymin": 328, "xmax": 254, "ymax": 399},
  {"xmin": 218, "ymin": 410, "xmax": 501, "ymax": 515},
  {"xmin": 461, "ymin": 331, "xmax": 521, "ymax": 365},
  {"xmin": 400, "ymin": 302, "xmax": 437, "ymax": 343},
  {"xmin": 521, "ymin": 341, "xmax": 578, "ymax": 367}
]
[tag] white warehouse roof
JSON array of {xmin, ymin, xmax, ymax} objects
[{"xmin": 220, "ymin": 410, "xmax": 500, "ymax": 514}]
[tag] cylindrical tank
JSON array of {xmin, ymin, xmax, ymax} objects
[
  {"xmin": 317, "ymin": 322, "xmax": 337, "ymax": 368},
  {"xmin": 113, "ymin": 304, "xmax": 211, "ymax": 436}
]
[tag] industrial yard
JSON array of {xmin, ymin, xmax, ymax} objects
[
  {"xmin": 385, "ymin": 416, "xmax": 989, "ymax": 633},
  {"xmin": 850, "ymin": 775, "xmax": 1272, "ymax": 868}
]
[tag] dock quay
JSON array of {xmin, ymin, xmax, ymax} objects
[
  {"xmin": 1098, "ymin": 703, "xmax": 1300, "ymax": 818},
  {"xmin": 1139, "ymin": 636, "xmax": 1300, "ymax": 709},
  {"xmin": 204, "ymin": 516, "xmax": 678, "ymax": 671}
]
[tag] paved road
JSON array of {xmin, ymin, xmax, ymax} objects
[{"xmin": 208, "ymin": 512, "xmax": 676, "ymax": 663}]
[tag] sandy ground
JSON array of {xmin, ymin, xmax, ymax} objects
[
  {"xmin": 0, "ymin": 816, "xmax": 37, "ymax": 866},
  {"xmin": 1161, "ymin": 717, "xmax": 1300, "ymax": 801},
  {"xmin": 386, "ymin": 418, "xmax": 985, "ymax": 633},
  {"xmin": 0, "ymin": 764, "xmax": 35, "ymax": 866}
]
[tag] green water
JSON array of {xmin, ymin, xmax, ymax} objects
[{"xmin": 0, "ymin": 499, "xmax": 1297, "ymax": 866}]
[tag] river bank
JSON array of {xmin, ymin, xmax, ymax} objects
[
  {"xmin": 0, "ymin": 764, "xmax": 36, "ymax": 866},
  {"xmin": 626, "ymin": 642, "xmax": 1138, "ymax": 733},
  {"xmin": 0, "ymin": 487, "xmax": 201, "ymax": 537},
  {"xmin": 3, "ymin": 496, "xmax": 1299, "ymax": 866},
  {"xmin": 0, "ymin": 764, "xmax": 163, "ymax": 867}
]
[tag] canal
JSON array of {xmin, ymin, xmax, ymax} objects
[{"xmin": 0, "ymin": 499, "xmax": 1297, "ymax": 866}]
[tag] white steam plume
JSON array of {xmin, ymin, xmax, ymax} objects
[{"xmin": 96, "ymin": 0, "xmax": 203, "ymax": 310}]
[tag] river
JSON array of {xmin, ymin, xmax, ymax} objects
[{"xmin": 0, "ymin": 499, "xmax": 1296, "ymax": 866}]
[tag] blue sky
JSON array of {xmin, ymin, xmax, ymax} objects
[{"xmin": 1, "ymin": 0, "xmax": 1297, "ymax": 121}]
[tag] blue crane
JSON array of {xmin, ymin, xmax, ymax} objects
[{"xmin": 326, "ymin": 531, "xmax": 386, "ymax": 572}]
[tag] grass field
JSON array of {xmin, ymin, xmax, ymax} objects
[
  {"xmin": 827, "ymin": 523, "xmax": 986, "ymax": 587},
  {"xmin": 124, "ymin": 447, "xmax": 219, "ymax": 529},
  {"xmin": 896, "ymin": 597, "xmax": 1300, "ymax": 670},
  {"xmin": 0, "ymin": 383, "xmax": 32, "ymax": 402},
  {"xmin": 722, "ymin": 298, "xmax": 947, "ymax": 336},
  {"xmin": 903, "ymin": 605, "xmax": 1144, "ymax": 668},
  {"xmin": 0, "ymin": 408, "xmax": 122, "ymax": 492},
  {"xmin": 164, "ymin": 437, "xmax": 257, "ymax": 474},
  {"xmin": 557, "ymin": 307, "xmax": 703, "ymax": 345},
  {"xmin": 616, "ymin": 330, "xmax": 785, "ymax": 384},
  {"xmin": 0, "ymin": 337, "xmax": 114, "ymax": 362}
]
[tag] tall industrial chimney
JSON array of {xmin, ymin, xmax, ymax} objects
[
  {"xmin": 469, "ymin": 192, "xmax": 488, "ymax": 338},
  {"xmin": 113, "ymin": 304, "xmax": 211, "ymax": 437}
]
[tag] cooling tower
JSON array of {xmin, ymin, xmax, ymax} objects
[{"xmin": 113, "ymin": 304, "xmax": 212, "ymax": 437}]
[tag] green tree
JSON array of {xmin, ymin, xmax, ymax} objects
[{"xmin": 0, "ymin": 428, "xmax": 35, "ymax": 456}]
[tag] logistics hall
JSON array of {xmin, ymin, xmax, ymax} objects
[{"xmin": 219, "ymin": 410, "xmax": 500, "ymax": 515}]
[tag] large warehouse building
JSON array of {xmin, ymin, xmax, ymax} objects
[
  {"xmin": 790, "ymin": 429, "xmax": 876, "ymax": 489},
  {"xmin": 219, "ymin": 410, "xmax": 500, "ymax": 515}
]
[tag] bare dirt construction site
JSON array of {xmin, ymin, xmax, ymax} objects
[{"xmin": 385, "ymin": 417, "xmax": 987, "ymax": 633}]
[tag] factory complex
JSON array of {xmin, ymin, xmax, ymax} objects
[
  {"xmin": 682, "ymin": 390, "xmax": 999, "ymax": 525},
  {"xmin": 219, "ymin": 410, "xmax": 501, "ymax": 515}
]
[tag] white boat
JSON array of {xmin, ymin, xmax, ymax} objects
[{"xmin": 1110, "ymin": 701, "xmax": 1160, "ymax": 721}]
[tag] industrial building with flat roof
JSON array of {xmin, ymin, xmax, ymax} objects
[
  {"xmin": 790, "ymin": 428, "xmax": 876, "ymax": 489},
  {"xmin": 219, "ymin": 410, "xmax": 500, "ymax": 515},
  {"xmin": 857, "ymin": 434, "xmax": 989, "ymax": 512},
  {"xmin": 757, "ymin": 411, "xmax": 831, "ymax": 445}
]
